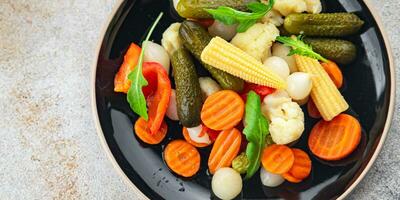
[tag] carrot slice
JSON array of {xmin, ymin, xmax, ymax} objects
[
  {"xmin": 307, "ymin": 99, "xmax": 321, "ymax": 119},
  {"xmin": 282, "ymin": 172, "xmax": 303, "ymax": 183},
  {"xmin": 285, "ymin": 149, "xmax": 311, "ymax": 179},
  {"xmin": 201, "ymin": 90, "xmax": 245, "ymax": 131},
  {"xmin": 321, "ymin": 61, "xmax": 343, "ymax": 88},
  {"xmin": 164, "ymin": 140, "xmax": 200, "ymax": 177},
  {"xmin": 134, "ymin": 117, "xmax": 167, "ymax": 145},
  {"xmin": 208, "ymin": 128, "xmax": 242, "ymax": 174},
  {"xmin": 182, "ymin": 126, "xmax": 216, "ymax": 148},
  {"xmin": 308, "ymin": 114, "xmax": 362, "ymax": 161},
  {"xmin": 261, "ymin": 144, "xmax": 294, "ymax": 174}
]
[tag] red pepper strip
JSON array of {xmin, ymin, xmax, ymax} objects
[
  {"xmin": 114, "ymin": 43, "xmax": 141, "ymax": 93},
  {"xmin": 189, "ymin": 18, "xmax": 215, "ymax": 28},
  {"xmin": 142, "ymin": 62, "xmax": 171, "ymax": 135},
  {"xmin": 241, "ymin": 82, "xmax": 275, "ymax": 101}
]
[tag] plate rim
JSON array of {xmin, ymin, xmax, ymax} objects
[{"xmin": 90, "ymin": 0, "xmax": 396, "ymax": 199}]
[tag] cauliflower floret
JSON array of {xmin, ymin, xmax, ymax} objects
[
  {"xmin": 273, "ymin": 0, "xmax": 307, "ymax": 16},
  {"xmin": 231, "ymin": 23, "xmax": 279, "ymax": 61},
  {"xmin": 263, "ymin": 90, "xmax": 291, "ymax": 109},
  {"xmin": 268, "ymin": 102, "xmax": 305, "ymax": 144},
  {"xmin": 161, "ymin": 23, "xmax": 182, "ymax": 56},
  {"xmin": 261, "ymin": 10, "xmax": 284, "ymax": 27},
  {"xmin": 304, "ymin": 0, "xmax": 322, "ymax": 14}
]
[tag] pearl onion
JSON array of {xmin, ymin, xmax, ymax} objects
[
  {"xmin": 263, "ymin": 56, "xmax": 290, "ymax": 80},
  {"xmin": 260, "ymin": 168, "xmax": 285, "ymax": 187},
  {"xmin": 212, "ymin": 168, "xmax": 242, "ymax": 200},
  {"xmin": 286, "ymin": 72, "xmax": 313, "ymax": 100}
]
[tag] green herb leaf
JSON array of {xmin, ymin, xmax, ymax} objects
[
  {"xmin": 126, "ymin": 12, "xmax": 164, "ymax": 120},
  {"xmin": 243, "ymin": 91, "xmax": 269, "ymax": 179},
  {"xmin": 205, "ymin": 0, "xmax": 275, "ymax": 33},
  {"xmin": 276, "ymin": 35, "xmax": 328, "ymax": 62}
]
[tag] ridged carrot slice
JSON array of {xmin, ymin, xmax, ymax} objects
[
  {"xmin": 285, "ymin": 149, "xmax": 311, "ymax": 180},
  {"xmin": 261, "ymin": 144, "xmax": 294, "ymax": 174},
  {"xmin": 182, "ymin": 126, "xmax": 216, "ymax": 148},
  {"xmin": 307, "ymin": 99, "xmax": 321, "ymax": 119},
  {"xmin": 134, "ymin": 117, "xmax": 167, "ymax": 145},
  {"xmin": 321, "ymin": 60, "xmax": 343, "ymax": 88},
  {"xmin": 308, "ymin": 114, "xmax": 361, "ymax": 161},
  {"xmin": 164, "ymin": 140, "xmax": 200, "ymax": 177},
  {"xmin": 282, "ymin": 172, "xmax": 303, "ymax": 183},
  {"xmin": 208, "ymin": 128, "xmax": 242, "ymax": 174},
  {"xmin": 201, "ymin": 90, "xmax": 245, "ymax": 131}
]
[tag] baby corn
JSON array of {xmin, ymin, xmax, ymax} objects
[
  {"xmin": 201, "ymin": 37, "xmax": 286, "ymax": 89},
  {"xmin": 295, "ymin": 55, "xmax": 349, "ymax": 121}
]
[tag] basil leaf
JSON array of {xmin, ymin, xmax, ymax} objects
[
  {"xmin": 126, "ymin": 12, "xmax": 164, "ymax": 120},
  {"xmin": 276, "ymin": 35, "xmax": 328, "ymax": 62},
  {"xmin": 205, "ymin": 0, "xmax": 275, "ymax": 32},
  {"xmin": 243, "ymin": 91, "xmax": 269, "ymax": 179}
]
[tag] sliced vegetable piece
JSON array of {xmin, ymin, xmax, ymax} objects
[
  {"xmin": 201, "ymin": 37, "xmax": 286, "ymax": 89},
  {"xmin": 114, "ymin": 43, "xmax": 141, "ymax": 93},
  {"xmin": 307, "ymin": 99, "xmax": 321, "ymax": 119},
  {"xmin": 201, "ymin": 90, "xmax": 245, "ymax": 131},
  {"xmin": 182, "ymin": 125, "xmax": 214, "ymax": 148},
  {"xmin": 321, "ymin": 60, "xmax": 343, "ymax": 88},
  {"xmin": 294, "ymin": 55, "xmax": 349, "ymax": 121},
  {"xmin": 242, "ymin": 82, "xmax": 275, "ymax": 101},
  {"xmin": 134, "ymin": 117, "xmax": 167, "ymax": 145},
  {"xmin": 164, "ymin": 140, "xmax": 200, "ymax": 177},
  {"xmin": 282, "ymin": 172, "xmax": 302, "ymax": 183},
  {"xmin": 261, "ymin": 144, "xmax": 294, "ymax": 174},
  {"xmin": 142, "ymin": 62, "xmax": 171, "ymax": 135},
  {"xmin": 308, "ymin": 114, "xmax": 361, "ymax": 161},
  {"xmin": 283, "ymin": 149, "xmax": 311, "ymax": 179},
  {"xmin": 208, "ymin": 128, "xmax": 242, "ymax": 174},
  {"xmin": 171, "ymin": 48, "xmax": 203, "ymax": 127}
]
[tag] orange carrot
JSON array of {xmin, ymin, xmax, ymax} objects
[
  {"xmin": 134, "ymin": 117, "xmax": 167, "ymax": 145},
  {"xmin": 182, "ymin": 126, "xmax": 216, "ymax": 148},
  {"xmin": 321, "ymin": 61, "xmax": 343, "ymax": 88},
  {"xmin": 114, "ymin": 43, "xmax": 141, "ymax": 93},
  {"xmin": 201, "ymin": 90, "xmax": 245, "ymax": 131},
  {"xmin": 307, "ymin": 99, "xmax": 321, "ymax": 119},
  {"xmin": 284, "ymin": 149, "xmax": 311, "ymax": 180},
  {"xmin": 261, "ymin": 144, "xmax": 294, "ymax": 174},
  {"xmin": 208, "ymin": 128, "xmax": 242, "ymax": 174},
  {"xmin": 308, "ymin": 114, "xmax": 361, "ymax": 161},
  {"xmin": 164, "ymin": 140, "xmax": 200, "ymax": 177},
  {"xmin": 282, "ymin": 172, "xmax": 303, "ymax": 183}
]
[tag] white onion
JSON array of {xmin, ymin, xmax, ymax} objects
[
  {"xmin": 166, "ymin": 90, "xmax": 179, "ymax": 121},
  {"xmin": 187, "ymin": 125, "xmax": 211, "ymax": 144},
  {"xmin": 263, "ymin": 56, "xmax": 290, "ymax": 80},
  {"xmin": 143, "ymin": 41, "xmax": 170, "ymax": 74},
  {"xmin": 260, "ymin": 168, "xmax": 285, "ymax": 187},
  {"xmin": 208, "ymin": 20, "xmax": 237, "ymax": 41},
  {"xmin": 286, "ymin": 72, "xmax": 313, "ymax": 100},
  {"xmin": 272, "ymin": 43, "xmax": 298, "ymax": 73},
  {"xmin": 212, "ymin": 168, "xmax": 242, "ymax": 200},
  {"xmin": 199, "ymin": 77, "xmax": 222, "ymax": 97}
]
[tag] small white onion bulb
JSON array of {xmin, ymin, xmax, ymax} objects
[
  {"xmin": 143, "ymin": 41, "xmax": 170, "ymax": 74},
  {"xmin": 263, "ymin": 56, "xmax": 290, "ymax": 80},
  {"xmin": 212, "ymin": 168, "xmax": 242, "ymax": 200},
  {"xmin": 260, "ymin": 168, "xmax": 285, "ymax": 187},
  {"xmin": 286, "ymin": 72, "xmax": 313, "ymax": 100}
]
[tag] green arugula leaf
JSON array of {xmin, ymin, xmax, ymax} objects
[
  {"xmin": 276, "ymin": 35, "xmax": 329, "ymax": 62},
  {"xmin": 126, "ymin": 12, "xmax": 164, "ymax": 120},
  {"xmin": 205, "ymin": 0, "xmax": 275, "ymax": 33},
  {"xmin": 243, "ymin": 91, "xmax": 269, "ymax": 179}
]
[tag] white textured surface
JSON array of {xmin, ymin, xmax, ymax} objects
[{"xmin": 0, "ymin": 0, "xmax": 398, "ymax": 199}]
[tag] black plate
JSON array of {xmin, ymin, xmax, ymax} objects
[{"xmin": 94, "ymin": 0, "xmax": 393, "ymax": 199}]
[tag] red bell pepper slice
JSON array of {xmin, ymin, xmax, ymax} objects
[
  {"xmin": 114, "ymin": 43, "xmax": 141, "ymax": 93},
  {"xmin": 142, "ymin": 62, "xmax": 171, "ymax": 135},
  {"xmin": 241, "ymin": 82, "xmax": 275, "ymax": 101}
]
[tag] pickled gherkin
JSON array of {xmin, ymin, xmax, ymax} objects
[
  {"xmin": 284, "ymin": 13, "xmax": 364, "ymax": 37},
  {"xmin": 303, "ymin": 38, "xmax": 357, "ymax": 64},
  {"xmin": 179, "ymin": 21, "xmax": 244, "ymax": 92},
  {"xmin": 176, "ymin": 0, "xmax": 254, "ymax": 19}
]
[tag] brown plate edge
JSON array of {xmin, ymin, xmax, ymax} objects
[{"xmin": 89, "ymin": 0, "xmax": 396, "ymax": 200}]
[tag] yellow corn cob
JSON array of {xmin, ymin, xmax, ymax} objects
[
  {"xmin": 294, "ymin": 55, "xmax": 349, "ymax": 121},
  {"xmin": 201, "ymin": 37, "xmax": 286, "ymax": 89}
]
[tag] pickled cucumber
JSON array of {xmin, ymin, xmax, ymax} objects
[
  {"xmin": 179, "ymin": 20, "xmax": 244, "ymax": 92},
  {"xmin": 304, "ymin": 38, "xmax": 357, "ymax": 64},
  {"xmin": 284, "ymin": 13, "xmax": 364, "ymax": 37},
  {"xmin": 171, "ymin": 48, "xmax": 203, "ymax": 127},
  {"xmin": 176, "ymin": 0, "xmax": 254, "ymax": 19}
]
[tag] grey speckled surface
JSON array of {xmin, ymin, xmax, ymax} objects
[{"xmin": 0, "ymin": 0, "xmax": 398, "ymax": 199}]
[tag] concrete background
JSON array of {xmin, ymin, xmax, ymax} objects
[{"xmin": 0, "ymin": 0, "xmax": 398, "ymax": 199}]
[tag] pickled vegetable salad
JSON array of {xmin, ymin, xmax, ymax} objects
[{"xmin": 113, "ymin": 0, "xmax": 365, "ymax": 199}]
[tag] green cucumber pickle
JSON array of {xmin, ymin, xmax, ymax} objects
[{"xmin": 304, "ymin": 38, "xmax": 357, "ymax": 64}]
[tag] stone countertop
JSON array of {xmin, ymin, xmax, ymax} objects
[{"xmin": 0, "ymin": 0, "xmax": 398, "ymax": 199}]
